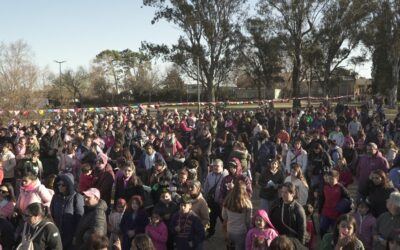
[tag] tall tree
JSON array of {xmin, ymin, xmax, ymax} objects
[
  {"xmin": 161, "ymin": 67, "xmax": 186, "ymax": 102},
  {"xmin": 239, "ymin": 17, "xmax": 284, "ymax": 100},
  {"xmin": 258, "ymin": 0, "xmax": 326, "ymax": 107},
  {"xmin": 0, "ymin": 40, "xmax": 39, "ymax": 108},
  {"xmin": 142, "ymin": 0, "xmax": 246, "ymax": 102},
  {"xmin": 53, "ymin": 66, "xmax": 88, "ymax": 104},
  {"xmin": 364, "ymin": 0, "xmax": 400, "ymax": 107}
]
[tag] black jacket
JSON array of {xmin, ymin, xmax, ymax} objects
[
  {"xmin": 269, "ymin": 199, "xmax": 307, "ymax": 244},
  {"xmin": 21, "ymin": 218, "xmax": 62, "ymax": 250}
]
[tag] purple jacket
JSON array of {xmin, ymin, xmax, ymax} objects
[
  {"xmin": 353, "ymin": 212, "xmax": 376, "ymax": 250},
  {"xmin": 356, "ymin": 152, "xmax": 389, "ymax": 195}
]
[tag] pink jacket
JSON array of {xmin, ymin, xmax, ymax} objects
[
  {"xmin": 353, "ymin": 212, "xmax": 376, "ymax": 250},
  {"xmin": 145, "ymin": 222, "xmax": 168, "ymax": 250},
  {"xmin": 245, "ymin": 209, "xmax": 279, "ymax": 250},
  {"xmin": 16, "ymin": 180, "xmax": 53, "ymax": 213},
  {"xmin": 0, "ymin": 200, "xmax": 15, "ymax": 219}
]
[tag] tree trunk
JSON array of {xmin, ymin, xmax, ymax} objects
[
  {"xmin": 390, "ymin": 57, "xmax": 400, "ymax": 108},
  {"xmin": 292, "ymin": 44, "xmax": 302, "ymax": 108},
  {"xmin": 206, "ymin": 78, "xmax": 215, "ymax": 102}
]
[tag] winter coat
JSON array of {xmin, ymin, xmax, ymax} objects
[
  {"xmin": 320, "ymin": 232, "xmax": 364, "ymax": 250},
  {"xmin": 0, "ymin": 199, "xmax": 15, "ymax": 219},
  {"xmin": 366, "ymin": 182, "xmax": 396, "ymax": 217},
  {"xmin": 284, "ymin": 176, "xmax": 309, "ymax": 206},
  {"xmin": 93, "ymin": 154, "xmax": 115, "ymax": 206},
  {"xmin": 353, "ymin": 212, "xmax": 376, "ymax": 250},
  {"xmin": 20, "ymin": 218, "xmax": 63, "ymax": 250},
  {"xmin": 153, "ymin": 200, "xmax": 179, "ymax": 225},
  {"xmin": 356, "ymin": 152, "xmax": 389, "ymax": 195},
  {"xmin": 245, "ymin": 209, "xmax": 279, "ymax": 250},
  {"xmin": 74, "ymin": 199, "xmax": 108, "ymax": 249},
  {"xmin": 203, "ymin": 169, "xmax": 229, "ymax": 203},
  {"xmin": 40, "ymin": 132, "xmax": 63, "ymax": 158},
  {"xmin": 120, "ymin": 210, "xmax": 149, "ymax": 250},
  {"xmin": 50, "ymin": 173, "xmax": 84, "ymax": 250},
  {"xmin": 269, "ymin": 199, "xmax": 307, "ymax": 244},
  {"xmin": 114, "ymin": 175, "xmax": 145, "ymax": 204},
  {"xmin": 191, "ymin": 193, "xmax": 210, "ymax": 227},
  {"xmin": 16, "ymin": 179, "xmax": 53, "ymax": 213},
  {"xmin": 169, "ymin": 211, "xmax": 205, "ymax": 250},
  {"xmin": 373, "ymin": 212, "xmax": 400, "ymax": 250},
  {"xmin": 145, "ymin": 222, "xmax": 168, "ymax": 250},
  {"xmin": 258, "ymin": 169, "xmax": 284, "ymax": 201},
  {"xmin": 318, "ymin": 183, "xmax": 351, "ymax": 220}
]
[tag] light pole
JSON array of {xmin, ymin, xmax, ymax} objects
[
  {"xmin": 54, "ymin": 60, "xmax": 66, "ymax": 86},
  {"xmin": 197, "ymin": 57, "xmax": 200, "ymax": 113}
]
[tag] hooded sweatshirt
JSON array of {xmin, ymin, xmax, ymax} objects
[
  {"xmin": 219, "ymin": 158, "xmax": 252, "ymax": 204},
  {"xmin": 50, "ymin": 173, "xmax": 84, "ymax": 250},
  {"xmin": 245, "ymin": 209, "xmax": 279, "ymax": 250}
]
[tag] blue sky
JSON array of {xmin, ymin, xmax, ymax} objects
[{"xmin": 1, "ymin": 0, "xmax": 371, "ymax": 77}]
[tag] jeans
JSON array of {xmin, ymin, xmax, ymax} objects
[
  {"xmin": 208, "ymin": 200, "xmax": 222, "ymax": 235},
  {"xmin": 320, "ymin": 215, "xmax": 336, "ymax": 237},
  {"xmin": 227, "ymin": 232, "xmax": 246, "ymax": 250}
]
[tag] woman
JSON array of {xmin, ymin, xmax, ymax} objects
[
  {"xmin": 0, "ymin": 183, "xmax": 16, "ymax": 219},
  {"xmin": 284, "ymin": 163, "xmax": 309, "ymax": 206},
  {"xmin": 269, "ymin": 182, "xmax": 307, "ymax": 245},
  {"xmin": 222, "ymin": 181, "xmax": 253, "ymax": 250},
  {"xmin": 320, "ymin": 214, "xmax": 364, "ymax": 250},
  {"xmin": 365, "ymin": 169, "xmax": 397, "ymax": 217},
  {"xmin": 285, "ymin": 139, "xmax": 308, "ymax": 174},
  {"xmin": 50, "ymin": 173, "xmax": 85, "ymax": 250},
  {"xmin": 1, "ymin": 142, "xmax": 16, "ymax": 185},
  {"xmin": 307, "ymin": 143, "xmax": 332, "ymax": 190},
  {"xmin": 120, "ymin": 195, "xmax": 149, "ymax": 250},
  {"xmin": 131, "ymin": 233, "xmax": 156, "ymax": 250},
  {"xmin": 17, "ymin": 202, "xmax": 62, "ymax": 250},
  {"xmin": 258, "ymin": 159, "xmax": 285, "ymax": 212},
  {"xmin": 16, "ymin": 168, "xmax": 53, "ymax": 214},
  {"xmin": 114, "ymin": 162, "xmax": 145, "ymax": 204}
]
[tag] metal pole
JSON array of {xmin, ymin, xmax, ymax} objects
[
  {"xmin": 54, "ymin": 60, "xmax": 66, "ymax": 86},
  {"xmin": 197, "ymin": 57, "xmax": 200, "ymax": 113}
]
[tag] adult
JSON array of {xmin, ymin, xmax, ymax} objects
[
  {"xmin": 73, "ymin": 188, "xmax": 108, "ymax": 250},
  {"xmin": 16, "ymin": 169, "xmax": 53, "ymax": 214},
  {"xmin": 320, "ymin": 214, "xmax": 364, "ymax": 250},
  {"xmin": 137, "ymin": 142, "xmax": 166, "ymax": 185},
  {"xmin": 255, "ymin": 130, "xmax": 277, "ymax": 174},
  {"xmin": 114, "ymin": 161, "xmax": 145, "ymax": 204},
  {"xmin": 285, "ymin": 139, "xmax": 308, "ymax": 174},
  {"xmin": 39, "ymin": 126, "xmax": 63, "ymax": 177},
  {"xmin": 373, "ymin": 191, "xmax": 400, "ymax": 250},
  {"xmin": 356, "ymin": 142, "xmax": 389, "ymax": 197},
  {"xmin": 203, "ymin": 159, "xmax": 228, "ymax": 238},
  {"xmin": 92, "ymin": 153, "xmax": 115, "ymax": 207},
  {"xmin": 258, "ymin": 159, "xmax": 285, "ymax": 212},
  {"xmin": 50, "ymin": 173, "xmax": 85, "ymax": 250},
  {"xmin": 307, "ymin": 143, "xmax": 333, "ymax": 190},
  {"xmin": 222, "ymin": 181, "xmax": 253, "ymax": 250},
  {"xmin": 1, "ymin": 143, "xmax": 16, "ymax": 185},
  {"xmin": 365, "ymin": 169, "xmax": 397, "ymax": 217},
  {"xmin": 269, "ymin": 182, "xmax": 307, "ymax": 244},
  {"xmin": 0, "ymin": 183, "xmax": 16, "ymax": 219},
  {"xmin": 18, "ymin": 202, "xmax": 62, "ymax": 250}
]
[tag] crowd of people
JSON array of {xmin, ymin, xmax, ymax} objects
[{"xmin": 0, "ymin": 100, "xmax": 400, "ymax": 250}]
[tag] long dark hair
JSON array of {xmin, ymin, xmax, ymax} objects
[{"xmin": 332, "ymin": 214, "xmax": 358, "ymax": 250}]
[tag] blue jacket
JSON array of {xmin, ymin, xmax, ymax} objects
[{"xmin": 50, "ymin": 173, "xmax": 84, "ymax": 250}]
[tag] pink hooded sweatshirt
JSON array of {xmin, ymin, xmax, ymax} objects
[{"xmin": 245, "ymin": 209, "xmax": 279, "ymax": 250}]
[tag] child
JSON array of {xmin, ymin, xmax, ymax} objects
[
  {"xmin": 304, "ymin": 204, "xmax": 317, "ymax": 249},
  {"xmin": 108, "ymin": 198, "xmax": 126, "ymax": 250},
  {"xmin": 145, "ymin": 211, "xmax": 168, "ymax": 250},
  {"xmin": 245, "ymin": 209, "xmax": 279, "ymax": 250},
  {"xmin": 334, "ymin": 158, "xmax": 353, "ymax": 187},
  {"xmin": 353, "ymin": 198, "xmax": 376, "ymax": 250},
  {"xmin": 169, "ymin": 194, "xmax": 205, "ymax": 250},
  {"xmin": 79, "ymin": 163, "xmax": 94, "ymax": 192}
]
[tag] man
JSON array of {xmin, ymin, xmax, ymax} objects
[
  {"xmin": 170, "ymin": 194, "xmax": 205, "ymax": 250},
  {"xmin": 356, "ymin": 142, "xmax": 389, "ymax": 197},
  {"xmin": 203, "ymin": 159, "xmax": 228, "ymax": 238},
  {"xmin": 73, "ymin": 188, "xmax": 107, "ymax": 250},
  {"xmin": 39, "ymin": 126, "xmax": 63, "ymax": 177}
]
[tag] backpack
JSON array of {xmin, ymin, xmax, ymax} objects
[{"xmin": 16, "ymin": 222, "xmax": 52, "ymax": 250}]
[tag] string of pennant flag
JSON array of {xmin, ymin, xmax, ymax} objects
[{"xmin": 1, "ymin": 95, "xmax": 354, "ymax": 117}]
